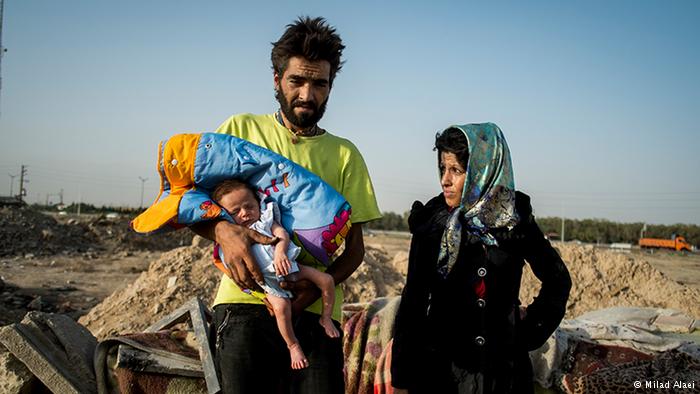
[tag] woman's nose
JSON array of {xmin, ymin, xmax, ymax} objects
[{"xmin": 441, "ymin": 172, "xmax": 451, "ymax": 186}]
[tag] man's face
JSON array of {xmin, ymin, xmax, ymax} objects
[{"xmin": 274, "ymin": 56, "xmax": 332, "ymax": 129}]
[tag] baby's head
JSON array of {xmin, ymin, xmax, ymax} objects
[{"xmin": 211, "ymin": 179, "xmax": 261, "ymax": 227}]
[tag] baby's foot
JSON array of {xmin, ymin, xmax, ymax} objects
[
  {"xmin": 319, "ymin": 317, "xmax": 340, "ymax": 338},
  {"xmin": 288, "ymin": 342, "xmax": 309, "ymax": 370}
]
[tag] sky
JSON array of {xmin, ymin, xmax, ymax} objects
[{"xmin": 0, "ymin": 1, "xmax": 698, "ymax": 225}]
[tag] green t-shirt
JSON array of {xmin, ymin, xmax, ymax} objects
[{"xmin": 212, "ymin": 113, "xmax": 382, "ymax": 320}]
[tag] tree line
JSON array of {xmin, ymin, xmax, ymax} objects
[
  {"xmin": 366, "ymin": 212, "xmax": 700, "ymax": 247},
  {"xmin": 536, "ymin": 217, "xmax": 700, "ymax": 247},
  {"xmin": 32, "ymin": 201, "xmax": 700, "ymax": 248}
]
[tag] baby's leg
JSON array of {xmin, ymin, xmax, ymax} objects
[
  {"xmin": 266, "ymin": 294, "xmax": 309, "ymax": 369},
  {"xmin": 296, "ymin": 265, "xmax": 340, "ymax": 338}
]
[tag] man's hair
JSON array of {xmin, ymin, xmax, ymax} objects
[
  {"xmin": 211, "ymin": 179, "xmax": 258, "ymax": 204},
  {"xmin": 434, "ymin": 128, "xmax": 470, "ymax": 169},
  {"xmin": 271, "ymin": 16, "xmax": 345, "ymax": 84}
]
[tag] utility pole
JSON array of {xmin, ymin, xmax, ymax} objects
[
  {"xmin": 17, "ymin": 165, "xmax": 27, "ymax": 202},
  {"xmin": 560, "ymin": 202, "xmax": 565, "ymax": 243},
  {"xmin": 77, "ymin": 186, "xmax": 82, "ymax": 216},
  {"xmin": 138, "ymin": 177, "xmax": 148, "ymax": 208},
  {"xmin": 0, "ymin": 0, "xmax": 6, "ymax": 117},
  {"xmin": 8, "ymin": 172, "xmax": 17, "ymax": 196}
]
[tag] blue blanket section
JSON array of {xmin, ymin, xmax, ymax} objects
[{"xmin": 158, "ymin": 133, "xmax": 351, "ymax": 266}]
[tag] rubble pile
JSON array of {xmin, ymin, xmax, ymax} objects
[
  {"xmin": 0, "ymin": 207, "xmax": 98, "ymax": 257},
  {"xmin": 0, "ymin": 207, "xmax": 194, "ymax": 257},
  {"xmin": 81, "ymin": 215, "xmax": 194, "ymax": 253}
]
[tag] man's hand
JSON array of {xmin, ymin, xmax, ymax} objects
[
  {"xmin": 213, "ymin": 220, "xmax": 277, "ymax": 290},
  {"xmin": 280, "ymin": 278, "xmax": 320, "ymax": 315}
]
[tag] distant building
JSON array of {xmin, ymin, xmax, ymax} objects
[
  {"xmin": 545, "ymin": 232, "xmax": 560, "ymax": 241},
  {"xmin": 0, "ymin": 196, "xmax": 25, "ymax": 207}
]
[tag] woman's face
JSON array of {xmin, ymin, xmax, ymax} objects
[{"xmin": 440, "ymin": 151, "xmax": 466, "ymax": 209}]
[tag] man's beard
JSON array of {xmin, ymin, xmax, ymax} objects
[{"xmin": 275, "ymin": 88, "xmax": 328, "ymax": 130}]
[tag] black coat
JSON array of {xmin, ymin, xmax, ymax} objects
[{"xmin": 391, "ymin": 192, "xmax": 571, "ymax": 393}]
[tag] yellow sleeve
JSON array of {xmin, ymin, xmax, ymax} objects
[{"xmin": 340, "ymin": 144, "xmax": 382, "ymax": 224}]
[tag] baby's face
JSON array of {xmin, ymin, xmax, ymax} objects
[{"xmin": 217, "ymin": 187, "xmax": 260, "ymax": 228}]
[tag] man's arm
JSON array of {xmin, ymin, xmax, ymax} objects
[
  {"xmin": 282, "ymin": 222, "xmax": 365, "ymax": 315},
  {"xmin": 191, "ymin": 219, "xmax": 276, "ymax": 291}
]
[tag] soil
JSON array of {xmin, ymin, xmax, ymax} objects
[
  {"xmin": 0, "ymin": 207, "xmax": 192, "ymax": 326},
  {"xmin": 2, "ymin": 207, "xmax": 700, "ymax": 338}
]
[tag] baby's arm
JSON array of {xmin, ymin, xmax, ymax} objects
[{"xmin": 271, "ymin": 222, "xmax": 292, "ymax": 276}]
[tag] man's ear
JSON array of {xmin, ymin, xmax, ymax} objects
[{"xmin": 273, "ymin": 72, "xmax": 281, "ymax": 90}]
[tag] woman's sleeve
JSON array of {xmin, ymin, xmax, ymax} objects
[
  {"xmin": 391, "ymin": 235, "xmax": 429, "ymax": 389},
  {"xmin": 518, "ymin": 203, "xmax": 572, "ymax": 351}
]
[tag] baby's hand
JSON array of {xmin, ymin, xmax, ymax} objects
[{"xmin": 274, "ymin": 249, "xmax": 291, "ymax": 276}]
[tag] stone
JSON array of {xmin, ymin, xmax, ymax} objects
[
  {"xmin": 191, "ymin": 235, "xmax": 212, "ymax": 248},
  {"xmin": 26, "ymin": 297, "xmax": 42, "ymax": 311},
  {"xmin": 0, "ymin": 312, "xmax": 97, "ymax": 393},
  {"xmin": 0, "ymin": 344, "xmax": 38, "ymax": 394}
]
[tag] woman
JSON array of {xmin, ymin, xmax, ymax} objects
[{"xmin": 391, "ymin": 123, "xmax": 571, "ymax": 394}]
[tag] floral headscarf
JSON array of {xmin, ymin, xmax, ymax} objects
[{"xmin": 436, "ymin": 123, "xmax": 520, "ymax": 278}]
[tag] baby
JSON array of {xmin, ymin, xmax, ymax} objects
[{"xmin": 211, "ymin": 179, "xmax": 340, "ymax": 370}]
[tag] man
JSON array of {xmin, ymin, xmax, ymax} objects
[{"xmin": 195, "ymin": 16, "xmax": 381, "ymax": 393}]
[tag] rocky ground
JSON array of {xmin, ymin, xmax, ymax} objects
[{"xmin": 0, "ymin": 206, "xmax": 193, "ymax": 326}]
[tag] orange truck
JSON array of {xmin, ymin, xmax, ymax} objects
[{"xmin": 638, "ymin": 236, "xmax": 693, "ymax": 251}]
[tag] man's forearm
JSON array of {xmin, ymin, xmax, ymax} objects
[
  {"xmin": 324, "ymin": 223, "xmax": 365, "ymax": 285},
  {"xmin": 190, "ymin": 220, "xmax": 220, "ymax": 242}
]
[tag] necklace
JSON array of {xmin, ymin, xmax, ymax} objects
[{"xmin": 275, "ymin": 110, "xmax": 324, "ymax": 143}]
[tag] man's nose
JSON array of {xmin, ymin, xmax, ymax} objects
[{"xmin": 298, "ymin": 83, "xmax": 312, "ymax": 102}]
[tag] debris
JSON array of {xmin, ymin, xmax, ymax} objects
[
  {"xmin": 0, "ymin": 344, "xmax": 38, "ymax": 394},
  {"xmin": 27, "ymin": 297, "xmax": 42, "ymax": 311},
  {"xmin": 0, "ymin": 312, "xmax": 97, "ymax": 394}
]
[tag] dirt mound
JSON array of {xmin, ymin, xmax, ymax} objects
[
  {"xmin": 341, "ymin": 245, "xmax": 407, "ymax": 303},
  {"xmin": 78, "ymin": 242, "xmax": 219, "ymax": 339},
  {"xmin": 80, "ymin": 242, "xmax": 401, "ymax": 339},
  {"xmin": 0, "ymin": 207, "xmax": 194, "ymax": 257},
  {"xmin": 344, "ymin": 242, "xmax": 700, "ymax": 319},
  {"xmin": 80, "ymin": 241, "xmax": 700, "ymax": 339},
  {"xmin": 0, "ymin": 207, "xmax": 98, "ymax": 257},
  {"xmin": 520, "ymin": 244, "xmax": 700, "ymax": 318}
]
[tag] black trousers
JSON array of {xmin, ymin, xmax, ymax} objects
[{"xmin": 213, "ymin": 303, "xmax": 344, "ymax": 394}]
